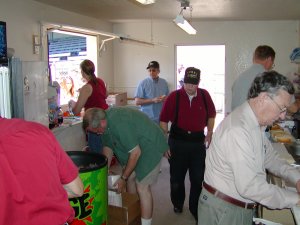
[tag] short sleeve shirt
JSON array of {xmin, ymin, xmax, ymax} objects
[
  {"xmin": 0, "ymin": 118, "xmax": 78, "ymax": 225},
  {"xmin": 160, "ymin": 87, "xmax": 216, "ymax": 131},
  {"xmin": 101, "ymin": 107, "xmax": 169, "ymax": 180},
  {"xmin": 231, "ymin": 64, "xmax": 265, "ymax": 111},
  {"xmin": 135, "ymin": 77, "xmax": 169, "ymax": 123}
]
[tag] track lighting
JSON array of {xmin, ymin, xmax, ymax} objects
[
  {"xmin": 174, "ymin": 0, "xmax": 197, "ymax": 35},
  {"xmin": 173, "ymin": 15, "xmax": 196, "ymax": 35},
  {"xmin": 135, "ymin": 0, "xmax": 155, "ymax": 5}
]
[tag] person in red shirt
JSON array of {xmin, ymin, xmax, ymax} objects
[
  {"xmin": 160, "ymin": 67, "xmax": 216, "ymax": 222},
  {"xmin": 69, "ymin": 59, "xmax": 109, "ymax": 153},
  {"xmin": 0, "ymin": 117, "xmax": 83, "ymax": 225}
]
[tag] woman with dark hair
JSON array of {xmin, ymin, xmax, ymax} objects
[{"xmin": 69, "ymin": 59, "xmax": 108, "ymax": 153}]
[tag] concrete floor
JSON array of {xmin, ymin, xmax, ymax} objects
[
  {"xmin": 151, "ymin": 158, "xmax": 196, "ymax": 225},
  {"xmin": 110, "ymin": 157, "xmax": 196, "ymax": 225}
]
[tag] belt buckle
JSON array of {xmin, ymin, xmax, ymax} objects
[{"xmin": 245, "ymin": 202, "xmax": 256, "ymax": 209}]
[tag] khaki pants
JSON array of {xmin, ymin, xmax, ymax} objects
[{"xmin": 197, "ymin": 188, "xmax": 255, "ymax": 225}]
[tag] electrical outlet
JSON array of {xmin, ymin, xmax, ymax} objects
[
  {"xmin": 33, "ymin": 35, "xmax": 40, "ymax": 54},
  {"xmin": 34, "ymin": 46, "xmax": 40, "ymax": 54},
  {"xmin": 33, "ymin": 35, "xmax": 39, "ymax": 45}
]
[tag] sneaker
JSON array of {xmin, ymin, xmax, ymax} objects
[{"xmin": 173, "ymin": 207, "xmax": 183, "ymax": 214}]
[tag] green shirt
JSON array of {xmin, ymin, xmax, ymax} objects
[{"xmin": 102, "ymin": 106, "xmax": 169, "ymax": 181}]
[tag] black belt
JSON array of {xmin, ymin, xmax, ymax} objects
[
  {"xmin": 169, "ymin": 124, "xmax": 205, "ymax": 142},
  {"xmin": 203, "ymin": 182, "xmax": 256, "ymax": 209}
]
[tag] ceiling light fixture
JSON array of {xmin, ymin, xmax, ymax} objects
[
  {"xmin": 174, "ymin": 15, "xmax": 196, "ymax": 35},
  {"xmin": 173, "ymin": 0, "xmax": 197, "ymax": 35},
  {"xmin": 135, "ymin": 0, "xmax": 155, "ymax": 5}
]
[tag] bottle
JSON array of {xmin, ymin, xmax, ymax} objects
[
  {"xmin": 68, "ymin": 100, "xmax": 74, "ymax": 117},
  {"xmin": 57, "ymin": 107, "xmax": 64, "ymax": 125},
  {"xmin": 48, "ymin": 109, "xmax": 56, "ymax": 129}
]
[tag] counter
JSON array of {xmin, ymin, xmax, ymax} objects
[
  {"xmin": 292, "ymin": 207, "xmax": 300, "ymax": 225},
  {"xmin": 52, "ymin": 118, "xmax": 86, "ymax": 152},
  {"xmin": 272, "ymin": 142, "xmax": 299, "ymax": 225}
]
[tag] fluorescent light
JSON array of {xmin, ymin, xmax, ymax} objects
[
  {"xmin": 173, "ymin": 15, "xmax": 197, "ymax": 35},
  {"xmin": 135, "ymin": 0, "xmax": 155, "ymax": 5}
]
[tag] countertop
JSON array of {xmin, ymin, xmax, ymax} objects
[
  {"xmin": 51, "ymin": 117, "xmax": 86, "ymax": 152},
  {"xmin": 272, "ymin": 142, "xmax": 300, "ymax": 225},
  {"xmin": 292, "ymin": 207, "xmax": 300, "ymax": 225}
]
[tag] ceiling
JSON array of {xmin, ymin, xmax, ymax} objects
[{"xmin": 34, "ymin": 0, "xmax": 300, "ymax": 23}]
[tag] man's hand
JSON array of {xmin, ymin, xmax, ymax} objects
[
  {"xmin": 68, "ymin": 100, "xmax": 76, "ymax": 110},
  {"xmin": 164, "ymin": 149, "xmax": 171, "ymax": 159},
  {"xmin": 296, "ymin": 180, "xmax": 300, "ymax": 206},
  {"xmin": 114, "ymin": 177, "xmax": 127, "ymax": 193},
  {"xmin": 153, "ymin": 95, "xmax": 166, "ymax": 103},
  {"xmin": 296, "ymin": 180, "xmax": 300, "ymax": 193},
  {"xmin": 205, "ymin": 131, "xmax": 213, "ymax": 148}
]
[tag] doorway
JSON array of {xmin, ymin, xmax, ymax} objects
[{"xmin": 176, "ymin": 45, "xmax": 225, "ymax": 129}]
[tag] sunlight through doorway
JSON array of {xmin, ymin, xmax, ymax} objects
[{"xmin": 176, "ymin": 45, "xmax": 225, "ymax": 130}]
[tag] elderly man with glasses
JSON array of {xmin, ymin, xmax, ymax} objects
[{"xmin": 198, "ymin": 71, "xmax": 300, "ymax": 225}]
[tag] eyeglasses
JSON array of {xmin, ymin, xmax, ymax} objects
[{"xmin": 267, "ymin": 95, "xmax": 287, "ymax": 114}]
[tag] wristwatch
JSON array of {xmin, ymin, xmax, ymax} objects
[{"xmin": 121, "ymin": 175, "xmax": 128, "ymax": 182}]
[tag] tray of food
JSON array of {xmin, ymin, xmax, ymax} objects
[{"xmin": 270, "ymin": 123, "xmax": 294, "ymax": 143}]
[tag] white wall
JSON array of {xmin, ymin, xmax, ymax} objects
[
  {"xmin": 113, "ymin": 20, "xmax": 300, "ymax": 113},
  {"xmin": 1, "ymin": 0, "xmax": 299, "ymax": 113},
  {"xmin": 0, "ymin": 0, "xmax": 114, "ymax": 86}
]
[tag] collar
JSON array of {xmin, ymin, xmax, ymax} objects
[
  {"xmin": 184, "ymin": 89, "xmax": 198, "ymax": 103},
  {"xmin": 184, "ymin": 89, "xmax": 198, "ymax": 98},
  {"xmin": 242, "ymin": 101, "xmax": 261, "ymax": 130},
  {"xmin": 152, "ymin": 77, "xmax": 159, "ymax": 83}
]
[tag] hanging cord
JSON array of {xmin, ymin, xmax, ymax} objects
[
  {"xmin": 189, "ymin": 5, "xmax": 193, "ymax": 23},
  {"xmin": 179, "ymin": 7, "xmax": 184, "ymax": 15},
  {"xmin": 149, "ymin": 5, "xmax": 154, "ymax": 43},
  {"xmin": 150, "ymin": 12, "xmax": 153, "ymax": 42}
]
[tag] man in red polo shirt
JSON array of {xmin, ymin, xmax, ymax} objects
[
  {"xmin": 0, "ymin": 117, "xmax": 84, "ymax": 225},
  {"xmin": 160, "ymin": 67, "xmax": 216, "ymax": 222}
]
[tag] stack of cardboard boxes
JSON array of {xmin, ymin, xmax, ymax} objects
[
  {"xmin": 106, "ymin": 92, "xmax": 127, "ymax": 107},
  {"xmin": 108, "ymin": 192, "xmax": 141, "ymax": 225}
]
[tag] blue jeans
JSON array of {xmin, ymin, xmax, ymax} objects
[{"xmin": 87, "ymin": 131, "xmax": 103, "ymax": 153}]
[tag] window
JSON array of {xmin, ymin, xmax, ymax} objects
[{"xmin": 47, "ymin": 30, "xmax": 97, "ymax": 105}]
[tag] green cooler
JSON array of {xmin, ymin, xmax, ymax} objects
[{"xmin": 67, "ymin": 151, "xmax": 108, "ymax": 225}]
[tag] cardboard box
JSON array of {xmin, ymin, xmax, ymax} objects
[
  {"xmin": 106, "ymin": 92, "xmax": 127, "ymax": 106},
  {"xmin": 108, "ymin": 192, "xmax": 141, "ymax": 225}
]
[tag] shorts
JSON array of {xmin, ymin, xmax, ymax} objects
[{"xmin": 136, "ymin": 160, "xmax": 162, "ymax": 186}]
